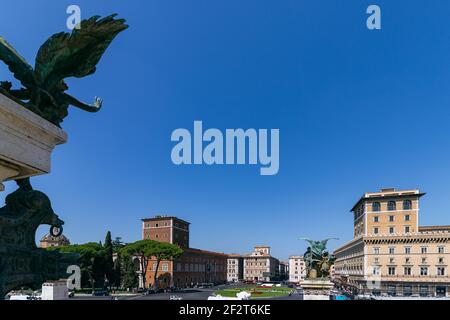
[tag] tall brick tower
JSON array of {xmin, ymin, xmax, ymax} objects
[{"xmin": 142, "ymin": 215, "xmax": 190, "ymax": 248}]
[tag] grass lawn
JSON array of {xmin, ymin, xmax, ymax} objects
[{"xmin": 215, "ymin": 285, "xmax": 293, "ymax": 299}]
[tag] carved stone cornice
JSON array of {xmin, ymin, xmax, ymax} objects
[{"xmin": 0, "ymin": 93, "xmax": 67, "ymax": 190}]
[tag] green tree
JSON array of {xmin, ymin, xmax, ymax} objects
[
  {"xmin": 112, "ymin": 255, "xmax": 122, "ymax": 289},
  {"xmin": 121, "ymin": 254, "xmax": 138, "ymax": 290},
  {"xmin": 121, "ymin": 240, "xmax": 183, "ymax": 289},
  {"xmin": 150, "ymin": 242, "xmax": 183, "ymax": 289},
  {"xmin": 104, "ymin": 231, "xmax": 114, "ymax": 287},
  {"xmin": 111, "ymin": 236, "xmax": 125, "ymax": 289},
  {"xmin": 112, "ymin": 237, "xmax": 125, "ymax": 253},
  {"xmin": 48, "ymin": 243, "xmax": 106, "ymax": 290}
]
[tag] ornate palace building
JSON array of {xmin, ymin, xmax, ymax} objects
[
  {"xmin": 334, "ymin": 188, "xmax": 450, "ymax": 297},
  {"xmin": 141, "ymin": 216, "xmax": 227, "ymax": 289},
  {"xmin": 243, "ymin": 246, "xmax": 280, "ymax": 282}
]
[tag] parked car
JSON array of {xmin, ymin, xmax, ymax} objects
[
  {"xmin": 145, "ymin": 288, "xmax": 157, "ymax": 295},
  {"xmin": 92, "ymin": 290, "xmax": 109, "ymax": 296}
]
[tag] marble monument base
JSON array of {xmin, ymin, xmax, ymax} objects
[
  {"xmin": 0, "ymin": 93, "xmax": 67, "ymax": 190},
  {"xmin": 300, "ymin": 279, "xmax": 334, "ymax": 300}
]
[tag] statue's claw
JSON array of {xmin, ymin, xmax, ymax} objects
[{"xmin": 94, "ymin": 96, "xmax": 103, "ymax": 110}]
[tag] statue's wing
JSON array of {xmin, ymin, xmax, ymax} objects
[
  {"xmin": 299, "ymin": 238, "xmax": 314, "ymax": 246},
  {"xmin": 0, "ymin": 36, "xmax": 35, "ymax": 86},
  {"xmin": 34, "ymin": 14, "xmax": 128, "ymax": 90}
]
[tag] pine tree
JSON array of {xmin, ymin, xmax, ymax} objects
[
  {"xmin": 104, "ymin": 231, "xmax": 114, "ymax": 287},
  {"xmin": 112, "ymin": 237, "xmax": 125, "ymax": 253},
  {"xmin": 112, "ymin": 256, "xmax": 122, "ymax": 289}
]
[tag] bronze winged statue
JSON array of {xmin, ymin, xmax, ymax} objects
[
  {"xmin": 300, "ymin": 237, "xmax": 338, "ymax": 278},
  {"xmin": 0, "ymin": 14, "xmax": 128, "ymax": 127}
]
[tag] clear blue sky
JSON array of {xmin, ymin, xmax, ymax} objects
[{"xmin": 1, "ymin": 1, "xmax": 450, "ymax": 260}]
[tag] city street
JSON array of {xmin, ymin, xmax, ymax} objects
[{"xmin": 71, "ymin": 284, "xmax": 303, "ymax": 301}]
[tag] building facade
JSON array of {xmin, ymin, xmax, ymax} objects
[
  {"xmin": 227, "ymin": 254, "xmax": 244, "ymax": 282},
  {"xmin": 243, "ymin": 246, "xmax": 280, "ymax": 282},
  {"xmin": 141, "ymin": 216, "xmax": 227, "ymax": 289},
  {"xmin": 289, "ymin": 255, "xmax": 306, "ymax": 283},
  {"xmin": 142, "ymin": 215, "xmax": 189, "ymax": 248},
  {"xmin": 334, "ymin": 188, "xmax": 450, "ymax": 297},
  {"xmin": 39, "ymin": 234, "xmax": 70, "ymax": 248},
  {"xmin": 279, "ymin": 261, "xmax": 289, "ymax": 281}
]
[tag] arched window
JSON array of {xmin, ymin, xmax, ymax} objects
[
  {"xmin": 372, "ymin": 202, "xmax": 381, "ymax": 212},
  {"xmin": 403, "ymin": 200, "xmax": 412, "ymax": 210},
  {"xmin": 388, "ymin": 201, "xmax": 396, "ymax": 211}
]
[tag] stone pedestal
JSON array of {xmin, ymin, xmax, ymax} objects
[
  {"xmin": 300, "ymin": 279, "xmax": 335, "ymax": 300},
  {"xmin": 0, "ymin": 93, "xmax": 70, "ymax": 299},
  {"xmin": 0, "ymin": 93, "xmax": 67, "ymax": 190}
]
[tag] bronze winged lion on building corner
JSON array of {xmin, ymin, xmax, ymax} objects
[{"xmin": 0, "ymin": 14, "xmax": 128, "ymax": 127}]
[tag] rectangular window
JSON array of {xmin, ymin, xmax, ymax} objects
[
  {"xmin": 420, "ymin": 285, "xmax": 429, "ymax": 297},
  {"xmin": 404, "ymin": 267, "xmax": 412, "ymax": 276},
  {"xmin": 162, "ymin": 263, "xmax": 169, "ymax": 272},
  {"xmin": 437, "ymin": 267, "xmax": 445, "ymax": 276},
  {"xmin": 388, "ymin": 267, "xmax": 396, "ymax": 276},
  {"xmin": 405, "ymin": 215, "xmax": 411, "ymax": 222},
  {"xmin": 421, "ymin": 247, "xmax": 428, "ymax": 254},
  {"xmin": 374, "ymin": 247, "xmax": 380, "ymax": 255},
  {"xmin": 438, "ymin": 246, "xmax": 445, "ymax": 254},
  {"xmin": 373, "ymin": 216, "xmax": 379, "ymax": 223},
  {"xmin": 389, "ymin": 227, "xmax": 395, "ymax": 234},
  {"xmin": 389, "ymin": 215, "xmax": 395, "ymax": 222},
  {"xmin": 420, "ymin": 267, "xmax": 428, "ymax": 276},
  {"xmin": 405, "ymin": 247, "xmax": 411, "ymax": 254},
  {"xmin": 404, "ymin": 226, "xmax": 410, "ymax": 233},
  {"xmin": 389, "ymin": 247, "xmax": 395, "ymax": 255},
  {"xmin": 373, "ymin": 227, "xmax": 379, "ymax": 234},
  {"xmin": 373, "ymin": 266, "xmax": 380, "ymax": 275}
]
